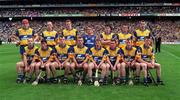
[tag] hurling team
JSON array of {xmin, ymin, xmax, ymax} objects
[{"xmin": 15, "ymin": 19, "xmax": 164, "ymax": 86}]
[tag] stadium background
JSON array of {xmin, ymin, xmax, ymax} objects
[{"xmin": 0, "ymin": 0, "xmax": 180, "ymax": 100}]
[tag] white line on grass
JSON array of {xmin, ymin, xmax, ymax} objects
[{"xmin": 162, "ymin": 49, "xmax": 180, "ymax": 60}]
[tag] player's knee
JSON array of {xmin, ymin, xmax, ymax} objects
[
  {"xmin": 16, "ymin": 62, "xmax": 20, "ymax": 66},
  {"xmin": 88, "ymin": 63, "xmax": 94, "ymax": 69},
  {"xmin": 45, "ymin": 63, "xmax": 50, "ymax": 69},
  {"xmin": 121, "ymin": 64, "xmax": 126, "ymax": 69},
  {"xmin": 30, "ymin": 63, "xmax": 35, "ymax": 67},
  {"xmin": 136, "ymin": 64, "xmax": 141, "ymax": 69},
  {"xmin": 141, "ymin": 63, "xmax": 147, "ymax": 70},
  {"xmin": 135, "ymin": 63, "xmax": 140, "ymax": 67},
  {"xmin": 30, "ymin": 64, "xmax": 35, "ymax": 69},
  {"xmin": 121, "ymin": 62, "xmax": 126, "ymax": 67},
  {"xmin": 106, "ymin": 64, "xmax": 110, "ymax": 69},
  {"xmin": 155, "ymin": 63, "xmax": 161, "ymax": 69},
  {"xmin": 83, "ymin": 64, "xmax": 88, "ymax": 70},
  {"xmin": 64, "ymin": 62, "xmax": 70, "ymax": 67},
  {"xmin": 117, "ymin": 63, "xmax": 121, "ymax": 70},
  {"xmin": 70, "ymin": 63, "xmax": 75, "ymax": 69}
]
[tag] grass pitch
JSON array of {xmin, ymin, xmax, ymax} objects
[{"xmin": 0, "ymin": 44, "xmax": 180, "ymax": 100}]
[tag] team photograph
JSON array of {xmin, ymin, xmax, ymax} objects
[{"xmin": 0, "ymin": 0, "xmax": 180, "ymax": 100}]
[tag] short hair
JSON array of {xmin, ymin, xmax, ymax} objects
[
  {"xmin": 111, "ymin": 39, "xmax": 117, "ymax": 43},
  {"xmin": 105, "ymin": 24, "xmax": 112, "ymax": 29},
  {"xmin": 77, "ymin": 35, "xmax": 83, "ymax": 40},
  {"xmin": 140, "ymin": 20, "xmax": 146, "ymax": 24},
  {"xmin": 144, "ymin": 37, "xmax": 151, "ymax": 40},
  {"xmin": 86, "ymin": 25, "xmax": 93, "ymax": 30},
  {"xmin": 65, "ymin": 19, "xmax": 72, "ymax": 23},
  {"xmin": 41, "ymin": 39, "xmax": 47, "ymax": 44},
  {"xmin": 59, "ymin": 35, "xmax": 65, "ymax": 39},
  {"xmin": 122, "ymin": 24, "xmax": 129, "ymax": 27}
]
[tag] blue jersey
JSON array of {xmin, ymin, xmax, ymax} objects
[{"xmin": 83, "ymin": 34, "xmax": 96, "ymax": 50}]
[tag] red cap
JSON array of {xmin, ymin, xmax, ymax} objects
[{"xmin": 22, "ymin": 19, "xmax": 29, "ymax": 24}]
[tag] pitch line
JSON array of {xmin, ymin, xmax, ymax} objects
[{"xmin": 161, "ymin": 49, "xmax": 180, "ymax": 60}]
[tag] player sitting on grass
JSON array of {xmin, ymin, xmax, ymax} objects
[
  {"xmin": 53, "ymin": 36, "xmax": 74, "ymax": 83},
  {"xmin": 137, "ymin": 37, "xmax": 164, "ymax": 86},
  {"xmin": 106, "ymin": 39, "xmax": 122, "ymax": 84},
  {"xmin": 16, "ymin": 38, "xmax": 38, "ymax": 83},
  {"xmin": 89, "ymin": 39, "xmax": 108, "ymax": 85},
  {"xmin": 120, "ymin": 39, "xmax": 141, "ymax": 85},
  {"xmin": 33, "ymin": 39, "xmax": 55, "ymax": 84}
]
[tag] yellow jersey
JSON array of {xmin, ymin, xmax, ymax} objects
[
  {"xmin": 121, "ymin": 46, "xmax": 140, "ymax": 62},
  {"xmin": 90, "ymin": 47, "xmax": 107, "ymax": 64},
  {"xmin": 117, "ymin": 32, "xmax": 133, "ymax": 48},
  {"xmin": 62, "ymin": 28, "xmax": 77, "ymax": 46},
  {"xmin": 35, "ymin": 47, "xmax": 54, "ymax": 62},
  {"xmin": 42, "ymin": 30, "xmax": 58, "ymax": 46},
  {"xmin": 106, "ymin": 47, "xmax": 121, "ymax": 63},
  {"xmin": 138, "ymin": 45, "xmax": 155, "ymax": 62},
  {"xmin": 73, "ymin": 46, "xmax": 88, "ymax": 63},
  {"xmin": 16, "ymin": 28, "xmax": 35, "ymax": 45},
  {"xmin": 100, "ymin": 32, "xmax": 114, "ymax": 49},
  {"xmin": 24, "ymin": 46, "xmax": 38, "ymax": 61},
  {"xmin": 134, "ymin": 29, "xmax": 150, "ymax": 46},
  {"xmin": 55, "ymin": 45, "xmax": 73, "ymax": 62}
]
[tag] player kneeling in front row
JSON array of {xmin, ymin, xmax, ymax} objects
[
  {"xmin": 120, "ymin": 39, "xmax": 141, "ymax": 85},
  {"xmin": 52, "ymin": 36, "xmax": 74, "ymax": 83},
  {"xmin": 16, "ymin": 38, "xmax": 38, "ymax": 83},
  {"xmin": 89, "ymin": 39, "xmax": 108, "ymax": 85},
  {"xmin": 64, "ymin": 36, "xmax": 89, "ymax": 85},
  {"xmin": 105, "ymin": 39, "xmax": 122, "ymax": 84},
  {"xmin": 32, "ymin": 39, "xmax": 55, "ymax": 85},
  {"xmin": 137, "ymin": 38, "xmax": 164, "ymax": 86}
]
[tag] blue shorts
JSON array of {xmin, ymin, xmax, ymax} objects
[{"xmin": 20, "ymin": 45, "xmax": 26, "ymax": 55}]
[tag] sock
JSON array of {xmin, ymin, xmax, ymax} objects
[
  {"xmin": 120, "ymin": 76, "xmax": 126, "ymax": 81},
  {"xmin": 157, "ymin": 76, "xmax": 161, "ymax": 82},
  {"xmin": 135, "ymin": 76, "xmax": 140, "ymax": 80},
  {"xmin": 144, "ymin": 77, "xmax": 148, "ymax": 83},
  {"xmin": 17, "ymin": 73, "xmax": 24, "ymax": 80}
]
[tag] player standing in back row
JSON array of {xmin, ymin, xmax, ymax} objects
[{"xmin": 62, "ymin": 20, "xmax": 78, "ymax": 47}]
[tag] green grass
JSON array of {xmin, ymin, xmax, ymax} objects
[{"xmin": 0, "ymin": 44, "xmax": 180, "ymax": 100}]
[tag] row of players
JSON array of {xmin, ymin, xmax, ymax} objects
[
  {"xmin": 14, "ymin": 19, "xmax": 152, "ymax": 56},
  {"xmin": 16, "ymin": 36, "xmax": 163, "ymax": 86},
  {"xmin": 14, "ymin": 19, "xmax": 163, "ymax": 86}
]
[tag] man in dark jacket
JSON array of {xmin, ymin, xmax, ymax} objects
[{"xmin": 155, "ymin": 35, "xmax": 161, "ymax": 53}]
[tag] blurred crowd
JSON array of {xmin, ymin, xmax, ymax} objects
[
  {"xmin": 0, "ymin": 19, "xmax": 179, "ymax": 42},
  {"xmin": 0, "ymin": 7, "xmax": 179, "ymax": 17}
]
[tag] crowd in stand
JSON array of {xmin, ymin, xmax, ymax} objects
[
  {"xmin": 0, "ymin": 7, "xmax": 179, "ymax": 17},
  {"xmin": 0, "ymin": 19, "xmax": 179, "ymax": 42}
]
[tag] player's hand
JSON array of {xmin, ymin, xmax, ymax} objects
[
  {"xmin": 58, "ymin": 63, "xmax": 62, "ymax": 68},
  {"xmin": 16, "ymin": 41, "xmax": 20, "ymax": 46},
  {"xmin": 112, "ymin": 67, "xmax": 116, "ymax": 71},
  {"xmin": 126, "ymin": 62, "xmax": 131, "ymax": 66},
  {"xmin": 151, "ymin": 62, "xmax": 155, "ymax": 66},
  {"xmin": 41, "ymin": 64, "xmax": 45, "ymax": 68},
  {"xmin": 79, "ymin": 63, "xmax": 83, "ymax": 67},
  {"xmin": 131, "ymin": 61, "xmax": 135, "ymax": 66},
  {"xmin": 147, "ymin": 62, "xmax": 153, "ymax": 67}
]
